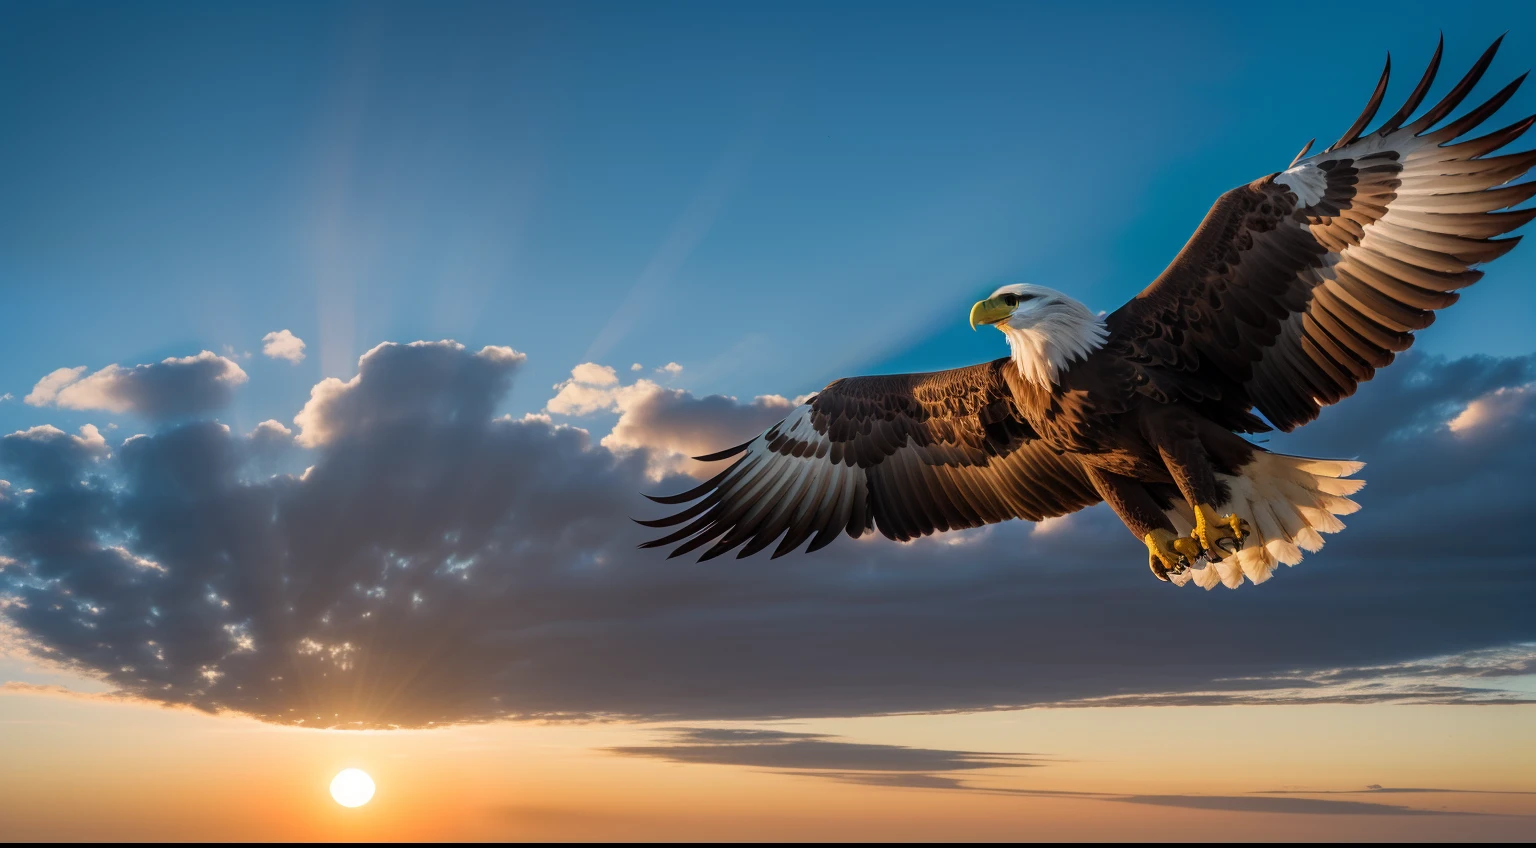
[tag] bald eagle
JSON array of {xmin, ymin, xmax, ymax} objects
[{"xmin": 641, "ymin": 38, "xmax": 1535, "ymax": 589}]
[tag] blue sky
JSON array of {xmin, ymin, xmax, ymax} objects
[{"xmin": 1, "ymin": 0, "xmax": 1533, "ymax": 435}]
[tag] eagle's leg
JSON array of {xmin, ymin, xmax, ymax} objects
[
  {"xmin": 1084, "ymin": 468, "xmax": 1200, "ymax": 582},
  {"xmin": 1150, "ymin": 418, "xmax": 1250, "ymax": 561}
]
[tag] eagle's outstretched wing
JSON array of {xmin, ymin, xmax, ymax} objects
[
  {"xmin": 1108, "ymin": 37, "xmax": 1535, "ymax": 432},
  {"xmin": 638, "ymin": 360, "xmax": 1101, "ymax": 560}
]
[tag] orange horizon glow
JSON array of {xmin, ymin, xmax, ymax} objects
[{"xmin": 2, "ymin": 676, "xmax": 1533, "ymax": 842}]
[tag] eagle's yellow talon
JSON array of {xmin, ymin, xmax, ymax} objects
[
  {"xmin": 1225, "ymin": 513, "xmax": 1250, "ymax": 541},
  {"xmin": 1194, "ymin": 503, "xmax": 1249, "ymax": 560},
  {"xmin": 1145, "ymin": 529, "xmax": 1201, "ymax": 582}
]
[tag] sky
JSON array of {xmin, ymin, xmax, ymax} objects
[{"xmin": 2, "ymin": 0, "xmax": 1535, "ymax": 840}]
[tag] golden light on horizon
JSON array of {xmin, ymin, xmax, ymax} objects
[{"xmin": 329, "ymin": 768, "xmax": 375, "ymax": 808}]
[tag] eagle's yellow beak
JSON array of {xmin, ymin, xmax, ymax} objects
[{"xmin": 969, "ymin": 297, "xmax": 1015, "ymax": 331}]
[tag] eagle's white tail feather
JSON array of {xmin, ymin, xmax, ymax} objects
[
  {"xmin": 1288, "ymin": 458, "xmax": 1365, "ymax": 477},
  {"xmin": 1166, "ymin": 452, "xmax": 1364, "ymax": 590},
  {"xmin": 1315, "ymin": 493, "xmax": 1362, "ymax": 515},
  {"xmin": 1313, "ymin": 476, "xmax": 1366, "ymax": 497},
  {"xmin": 1294, "ymin": 526, "xmax": 1325, "ymax": 552}
]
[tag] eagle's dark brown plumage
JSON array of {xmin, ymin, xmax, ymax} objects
[{"xmin": 640, "ymin": 38, "xmax": 1535, "ymax": 589}]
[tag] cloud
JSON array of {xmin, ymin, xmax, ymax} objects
[
  {"xmin": 0, "ymin": 347, "xmax": 1532, "ymax": 729},
  {"xmin": 23, "ymin": 352, "xmax": 248, "ymax": 420},
  {"xmin": 261, "ymin": 330, "xmax": 307, "ymax": 364},
  {"xmin": 630, "ymin": 363, "xmax": 643, "ymax": 372},
  {"xmin": 0, "ymin": 681, "xmax": 149, "ymax": 708},
  {"xmin": 609, "ymin": 727, "xmax": 1035, "ymax": 773},
  {"xmin": 1028, "ymin": 644, "xmax": 1536, "ymax": 708},
  {"xmin": 606, "ymin": 727, "xmax": 1476, "ymax": 814},
  {"xmin": 1448, "ymin": 384, "xmax": 1535, "ymax": 436},
  {"xmin": 546, "ymin": 362, "xmax": 628, "ymax": 416},
  {"xmin": 23, "ymin": 368, "xmax": 87, "ymax": 407},
  {"xmin": 1259, "ymin": 786, "xmax": 1536, "ymax": 796},
  {"xmin": 292, "ymin": 341, "xmax": 523, "ymax": 448},
  {"xmin": 607, "ymin": 727, "xmax": 1035, "ymax": 790},
  {"xmin": 600, "ymin": 383, "xmax": 793, "ymax": 479},
  {"xmin": 571, "ymin": 363, "xmax": 618, "ymax": 386},
  {"xmin": 250, "ymin": 420, "xmax": 293, "ymax": 440},
  {"xmin": 1114, "ymin": 795, "xmax": 1454, "ymax": 816},
  {"xmin": 246, "ymin": 420, "xmax": 296, "ymax": 474},
  {"xmin": 547, "ymin": 363, "xmax": 793, "ymax": 478},
  {"xmin": 0, "ymin": 424, "xmax": 109, "ymax": 483},
  {"xmin": 1269, "ymin": 354, "xmax": 1536, "ymax": 457},
  {"xmin": 657, "ymin": 362, "xmax": 683, "ymax": 376}
]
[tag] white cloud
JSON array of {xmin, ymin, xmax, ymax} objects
[
  {"xmin": 293, "ymin": 341, "xmax": 523, "ymax": 448},
  {"xmin": 544, "ymin": 362, "xmax": 795, "ymax": 479},
  {"xmin": 261, "ymin": 330, "xmax": 307, "ymax": 364},
  {"xmin": 6, "ymin": 423, "xmax": 110, "ymax": 456},
  {"xmin": 570, "ymin": 363, "xmax": 618, "ymax": 387},
  {"xmin": 1031, "ymin": 515, "xmax": 1075, "ymax": 536},
  {"xmin": 76, "ymin": 423, "xmax": 107, "ymax": 450},
  {"xmin": 45, "ymin": 367, "xmax": 135, "ymax": 412},
  {"xmin": 0, "ymin": 394, "xmax": 12, "ymax": 403},
  {"xmin": 25, "ymin": 367, "xmax": 87, "ymax": 407},
  {"xmin": 1448, "ymin": 383, "xmax": 1534, "ymax": 435},
  {"xmin": 547, "ymin": 363, "xmax": 631, "ymax": 416},
  {"xmin": 24, "ymin": 353, "xmax": 247, "ymax": 418},
  {"xmin": 630, "ymin": 363, "xmax": 644, "ymax": 372},
  {"xmin": 600, "ymin": 383, "xmax": 793, "ymax": 480},
  {"xmin": 546, "ymin": 383, "xmax": 624, "ymax": 417},
  {"xmin": 477, "ymin": 345, "xmax": 525, "ymax": 365},
  {"xmin": 251, "ymin": 419, "xmax": 293, "ymax": 439}
]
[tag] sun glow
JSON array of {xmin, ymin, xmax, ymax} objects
[{"xmin": 329, "ymin": 768, "xmax": 375, "ymax": 808}]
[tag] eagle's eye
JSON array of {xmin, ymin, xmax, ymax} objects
[{"xmin": 1002, "ymin": 294, "xmax": 1019, "ymax": 307}]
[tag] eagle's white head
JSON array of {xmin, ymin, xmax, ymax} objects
[{"xmin": 970, "ymin": 283, "xmax": 1108, "ymax": 389}]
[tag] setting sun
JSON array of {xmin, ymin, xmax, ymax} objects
[{"xmin": 330, "ymin": 769, "xmax": 376, "ymax": 808}]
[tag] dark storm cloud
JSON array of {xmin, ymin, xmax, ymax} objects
[
  {"xmin": 23, "ymin": 351, "xmax": 248, "ymax": 421},
  {"xmin": 0, "ymin": 343, "xmax": 1533, "ymax": 728},
  {"xmin": 0, "ymin": 424, "xmax": 109, "ymax": 484}
]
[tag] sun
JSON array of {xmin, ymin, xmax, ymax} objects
[{"xmin": 330, "ymin": 768, "xmax": 376, "ymax": 808}]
